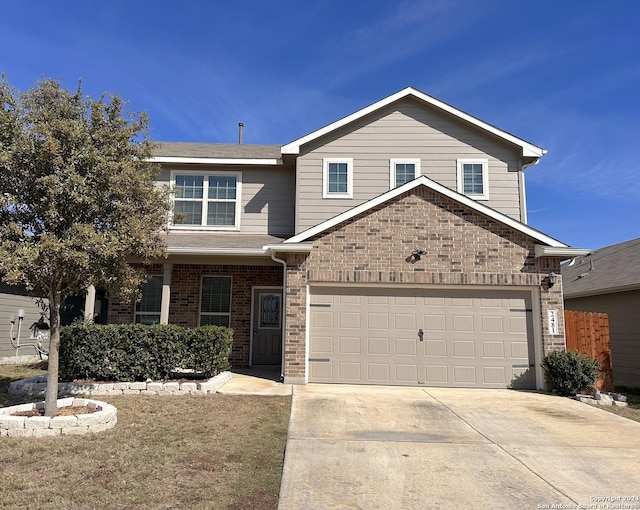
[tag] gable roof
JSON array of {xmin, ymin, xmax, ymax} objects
[
  {"xmin": 562, "ymin": 237, "xmax": 640, "ymax": 298},
  {"xmin": 283, "ymin": 175, "xmax": 579, "ymax": 252},
  {"xmin": 151, "ymin": 142, "xmax": 282, "ymax": 165},
  {"xmin": 281, "ymin": 87, "xmax": 547, "ymax": 159}
]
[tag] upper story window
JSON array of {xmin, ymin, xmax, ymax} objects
[
  {"xmin": 135, "ymin": 275, "xmax": 163, "ymax": 325},
  {"xmin": 390, "ymin": 159, "xmax": 421, "ymax": 188},
  {"xmin": 323, "ymin": 158, "xmax": 353, "ymax": 199},
  {"xmin": 457, "ymin": 159, "xmax": 489, "ymax": 200},
  {"xmin": 171, "ymin": 171, "xmax": 241, "ymax": 229}
]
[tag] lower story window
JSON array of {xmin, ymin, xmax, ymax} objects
[
  {"xmin": 135, "ymin": 275, "xmax": 163, "ymax": 325},
  {"xmin": 200, "ymin": 276, "xmax": 232, "ymax": 326}
]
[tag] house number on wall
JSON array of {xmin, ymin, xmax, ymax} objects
[{"xmin": 548, "ymin": 309, "xmax": 559, "ymax": 335}]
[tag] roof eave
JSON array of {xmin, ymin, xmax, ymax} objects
[
  {"xmin": 263, "ymin": 243, "xmax": 314, "ymax": 253},
  {"xmin": 149, "ymin": 157, "xmax": 283, "ymax": 165},
  {"xmin": 166, "ymin": 247, "xmax": 269, "ymax": 256}
]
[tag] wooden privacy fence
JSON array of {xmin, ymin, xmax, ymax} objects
[{"xmin": 564, "ymin": 310, "xmax": 614, "ymax": 392}]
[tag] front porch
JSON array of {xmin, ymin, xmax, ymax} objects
[{"xmin": 95, "ymin": 260, "xmax": 284, "ymax": 368}]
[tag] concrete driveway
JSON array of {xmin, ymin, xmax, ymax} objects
[{"xmin": 278, "ymin": 385, "xmax": 640, "ymax": 509}]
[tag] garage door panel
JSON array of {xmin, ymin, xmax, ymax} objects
[
  {"xmin": 310, "ymin": 360, "xmax": 332, "ymax": 380},
  {"xmin": 367, "ymin": 363, "xmax": 390, "ymax": 381},
  {"xmin": 452, "ymin": 315, "xmax": 474, "ymax": 332},
  {"xmin": 453, "ymin": 366, "xmax": 477, "ymax": 384},
  {"xmin": 483, "ymin": 366, "xmax": 507, "ymax": 384},
  {"xmin": 367, "ymin": 312, "xmax": 389, "ymax": 329},
  {"xmin": 367, "ymin": 337, "xmax": 389, "ymax": 355},
  {"xmin": 396, "ymin": 364, "xmax": 418, "ymax": 382},
  {"xmin": 338, "ymin": 362, "xmax": 361, "ymax": 380},
  {"xmin": 425, "ymin": 340, "xmax": 447, "ymax": 357},
  {"xmin": 425, "ymin": 365, "xmax": 448, "ymax": 383},
  {"xmin": 308, "ymin": 287, "xmax": 535, "ymax": 388},
  {"xmin": 311, "ymin": 310, "xmax": 333, "ymax": 328},
  {"xmin": 395, "ymin": 338, "xmax": 417, "ymax": 356},
  {"xmin": 453, "ymin": 340, "xmax": 475, "ymax": 357},
  {"xmin": 339, "ymin": 312, "xmax": 360, "ymax": 329},
  {"xmin": 310, "ymin": 336, "xmax": 333, "ymax": 354},
  {"xmin": 481, "ymin": 316, "xmax": 505, "ymax": 333},
  {"xmin": 338, "ymin": 336, "xmax": 360, "ymax": 354},
  {"xmin": 482, "ymin": 341, "xmax": 505, "ymax": 358},
  {"xmin": 394, "ymin": 313, "xmax": 416, "ymax": 330}
]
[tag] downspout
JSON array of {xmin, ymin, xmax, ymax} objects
[
  {"xmin": 270, "ymin": 250, "xmax": 287, "ymax": 381},
  {"xmin": 520, "ymin": 158, "xmax": 541, "ymax": 225}
]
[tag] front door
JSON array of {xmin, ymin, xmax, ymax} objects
[{"xmin": 251, "ymin": 287, "xmax": 283, "ymax": 365}]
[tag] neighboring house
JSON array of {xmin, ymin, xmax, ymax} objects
[
  {"xmin": 562, "ymin": 238, "xmax": 640, "ymax": 388},
  {"xmin": 0, "ymin": 283, "xmax": 49, "ymax": 363},
  {"xmin": 89, "ymin": 87, "xmax": 586, "ymax": 389}
]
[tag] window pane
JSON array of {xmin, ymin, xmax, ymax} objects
[
  {"xmin": 328, "ymin": 162, "xmax": 348, "ymax": 193},
  {"xmin": 463, "ymin": 163, "xmax": 484, "ymax": 194},
  {"xmin": 395, "ymin": 163, "xmax": 415, "ymax": 187},
  {"xmin": 175, "ymin": 176, "xmax": 204, "ymax": 199},
  {"xmin": 209, "ymin": 176, "xmax": 237, "ymax": 200},
  {"xmin": 200, "ymin": 315, "xmax": 230, "ymax": 327},
  {"xmin": 259, "ymin": 294, "xmax": 281, "ymax": 328},
  {"xmin": 135, "ymin": 313, "xmax": 161, "ymax": 325},
  {"xmin": 174, "ymin": 201, "xmax": 203, "ymax": 225},
  {"xmin": 207, "ymin": 202, "xmax": 236, "ymax": 226},
  {"xmin": 136, "ymin": 276, "xmax": 163, "ymax": 313},
  {"xmin": 201, "ymin": 276, "xmax": 231, "ymax": 313}
]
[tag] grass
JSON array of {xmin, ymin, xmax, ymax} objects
[
  {"xmin": 0, "ymin": 364, "xmax": 291, "ymax": 510},
  {"xmin": 594, "ymin": 387, "xmax": 640, "ymax": 424}
]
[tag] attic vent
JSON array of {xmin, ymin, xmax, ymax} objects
[{"xmin": 238, "ymin": 122, "xmax": 244, "ymax": 144}]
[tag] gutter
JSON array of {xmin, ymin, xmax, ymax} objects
[{"xmin": 534, "ymin": 245, "xmax": 590, "ymax": 259}]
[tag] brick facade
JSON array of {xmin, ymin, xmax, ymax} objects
[
  {"xmin": 282, "ymin": 186, "xmax": 565, "ymax": 382},
  {"xmin": 108, "ymin": 264, "xmax": 283, "ymax": 367}
]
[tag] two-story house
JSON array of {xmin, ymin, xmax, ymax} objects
[{"xmin": 93, "ymin": 87, "xmax": 587, "ymax": 389}]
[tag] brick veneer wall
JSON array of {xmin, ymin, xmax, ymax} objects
[
  {"xmin": 108, "ymin": 264, "xmax": 283, "ymax": 367},
  {"xmin": 282, "ymin": 186, "xmax": 565, "ymax": 382}
]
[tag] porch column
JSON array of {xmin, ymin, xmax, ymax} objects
[
  {"xmin": 84, "ymin": 285, "xmax": 96, "ymax": 322},
  {"xmin": 160, "ymin": 262, "xmax": 172, "ymax": 325}
]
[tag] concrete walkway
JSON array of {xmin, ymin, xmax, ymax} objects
[
  {"xmin": 217, "ymin": 366, "xmax": 293, "ymax": 396},
  {"xmin": 278, "ymin": 384, "xmax": 640, "ymax": 510}
]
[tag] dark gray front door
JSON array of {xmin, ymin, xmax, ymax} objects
[{"xmin": 251, "ymin": 287, "xmax": 283, "ymax": 365}]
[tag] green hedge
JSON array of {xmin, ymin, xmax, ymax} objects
[
  {"xmin": 541, "ymin": 350, "xmax": 601, "ymax": 396},
  {"xmin": 59, "ymin": 322, "xmax": 233, "ymax": 382}
]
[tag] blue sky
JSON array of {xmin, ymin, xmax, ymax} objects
[{"xmin": 1, "ymin": 1, "xmax": 638, "ymax": 249}]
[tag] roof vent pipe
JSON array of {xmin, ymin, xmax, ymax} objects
[{"xmin": 238, "ymin": 122, "xmax": 244, "ymax": 144}]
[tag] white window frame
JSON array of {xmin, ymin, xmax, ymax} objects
[
  {"xmin": 170, "ymin": 170, "xmax": 242, "ymax": 230},
  {"xmin": 199, "ymin": 275, "xmax": 232, "ymax": 327},
  {"xmin": 389, "ymin": 158, "xmax": 421, "ymax": 189},
  {"xmin": 457, "ymin": 158, "xmax": 489, "ymax": 200},
  {"xmin": 322, "ymin": 158, "xmax": 353, "ymax": 199},
  {"xmin": 134, "ymin": 275, "xmax": 163, "ymax": 325}
]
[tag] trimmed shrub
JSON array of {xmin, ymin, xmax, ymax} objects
[
  {"xmin": 541, "ymin": 350, "xmax": 601, "ymax": 396},
  {"xmin": 180, "ymin": 326, "xmax": 233, "ymax": 376},
  {"xmin": 60, "ymin": 322, "xmax": 232, "ymax": 382}
]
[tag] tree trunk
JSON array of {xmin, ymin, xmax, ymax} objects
[{"xmin": 44, "ymin": 292, "xmax": 62, "ymax": 417}]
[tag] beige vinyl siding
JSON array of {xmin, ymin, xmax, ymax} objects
[
  {"xmin": 0, "ymin": 284, "xmax": 48, "ymax": 361},
  {"xmin": 296, "ymin": 98, "xmax": 523, "ymax": 233},
  {"xmin": 159, "ymin": 164, "xmax": 295, "ymax": 236},
  {"xmin": 565, "ymin": 290, "xmax": 640, "ymax": 388}
]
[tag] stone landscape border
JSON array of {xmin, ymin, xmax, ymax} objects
[
  {"xmin": 0, "ymin": 397, "xmax": 117, "ymax": 437},
  {"xmin": 8, "ymin": 371, "xmax": 232, "ymax": 397}
]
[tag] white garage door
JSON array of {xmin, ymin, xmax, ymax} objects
[{"xmin": 308, "ymin": 286, "xmax": 536, "ymax": 388}]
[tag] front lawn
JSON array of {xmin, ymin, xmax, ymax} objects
[
  {"xmin": 596, "ymin": 387, "xmax": 640, "ymax": 424},
  {"xmin": 0, "ymin": 364, "xmax": 291, "ymax": 510}
]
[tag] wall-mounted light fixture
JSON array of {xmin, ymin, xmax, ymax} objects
[
  {"xmin": 546, "ymin": 271, "xmax": 558, "ymax": 288},
  {"xmin": 406, "ymin": 249, "xmax": 427, "ymax": 264}
]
